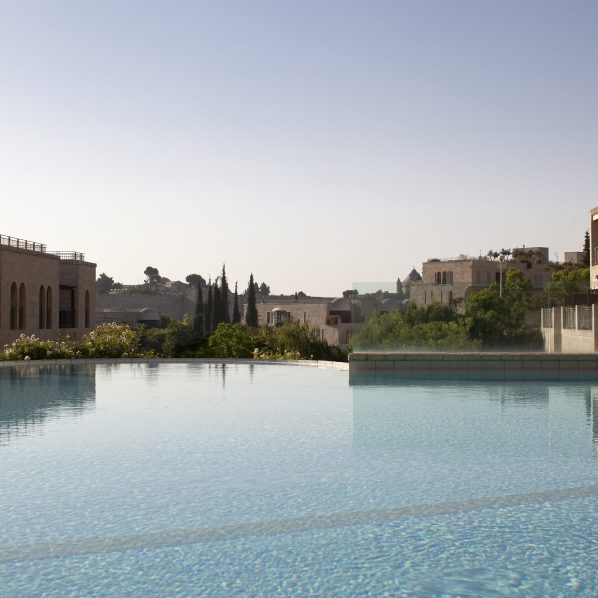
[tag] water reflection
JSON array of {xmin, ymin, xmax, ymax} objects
[
  {"xmin": 0, "ymin": 364, "xmax": 96, "ymax": 445},
  {"xmin": 352, "ymin": 380, "xmax": 597, "ymax": 457},
  {"xmin": 593, "ymin": 388, "xmax": 598, "ymax": 456}
]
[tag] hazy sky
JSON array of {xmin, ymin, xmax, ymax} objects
[{"xmin": 1, "ymin": 0, "xmax": 597, "ymax": 296}]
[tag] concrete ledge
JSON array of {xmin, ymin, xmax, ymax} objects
[
  {"xmin": 0, "ymin": 358, "xmax": 349, "ymax": 372},
  {"xmin": 349, "ymin": 352, "xmax": 598, "ymax": 382}
]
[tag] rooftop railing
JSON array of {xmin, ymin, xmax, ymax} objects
[
  {"xmin": 49, "ymin": 251, "xmax": 86, "ymax": 261},
  {"xmin": 1, "ymin": 234, "xmax": 46, "ymax": 253}
]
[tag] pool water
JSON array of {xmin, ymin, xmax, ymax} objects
[{"xmin": 1, "ymin": 363, "xmax": 597, "ymax": 596}]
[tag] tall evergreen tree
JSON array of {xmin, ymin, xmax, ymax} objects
[
  {"xmin": 220, "ymin": 264, "xmax": 230, "ymax": 323},
  {"xmin": 205, "ymin": 279, "xmax": 213, "ymax": 335},
  {"xmin": 232, "ymin": 282, "xmax": 241, "ymax": 323},
  {"xmin": 245, "ymin": 273, "xmax": 259, "ymax": 327},
  {"xmin": 192, "ymin": 280, "xmax": 204, "ymax": 340},
  {"xmin": 212, "ymin": 282, "xmax": 223, "ymax": 327},
  {"xmin": 583, "ymin": 230, "xmax": 590, "ymax": 266}
]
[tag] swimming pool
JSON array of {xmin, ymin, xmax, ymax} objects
[{"xmin": 1, "ymin": 362, "xmax": 597, "ymax": 596}]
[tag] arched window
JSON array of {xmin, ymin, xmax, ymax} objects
[
  {"xmin": 435, "ymin": 272, "xmax": 441, "ymax": 285},
  {"xmin": 46, "ymin": 287, "xmax": 53, "ymax": 329},
  {"xmin": 442, "ymin": 271, "xmax": 447, "ymax": 284},
  {"xmin": 448, "ymin": 271, "xmax": 453, "ymax": 284},
  {"xmin": 18, "ymin": 283, "xmax": 26, "ymax": 329},
  {"xmin": 39, "ymin": 286, "xmax": 46, "ymax": 329},
  {"xmin": 85, "ymin": 290, "xmax": 90, "ymax": 328},
  {"xmin": 10, "ymin": 283, "xmax": 18, "ymax": 329}
]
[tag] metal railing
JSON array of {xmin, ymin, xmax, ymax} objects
[
  {"xmin": 564, "ymin": 307, "xmax": 576, "ymax": 329},
  {"xmin": 1, "ymin": 234, "xmax": 46, "ymax": 253},
  {"xmin": 49, "ymin": 251, "xmax": 85, "ymax": 261},
  {"xmin": 542, "ymin": 308, "xmax": 553, "ymax": 328}
]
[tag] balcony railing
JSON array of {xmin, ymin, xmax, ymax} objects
[
  {"xmin": 50, "ymin": 251, "xmax": 85, "ymax": 261},
  {"xmin": 1, "ymin": 234, "xmax": 46, "ymax": 253}
]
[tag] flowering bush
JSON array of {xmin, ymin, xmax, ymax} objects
[
  {"xmin": 1, "ymin": 334, "xmax": 77, "ymax": 361},
  {"xmin": 78, "ymin": 323, "xmax": 141, "ymax": 358},
  {"xmin": 252, "ymin": 348, "xmax": 302, "ymax": 361}
]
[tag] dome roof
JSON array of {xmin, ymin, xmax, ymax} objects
[{"xmin": 403, "ymin": 269, "xmax": 422, "ymax": 283}]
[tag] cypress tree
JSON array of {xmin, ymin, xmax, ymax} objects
[
  {"xmin": 221, "ymin": 264, "xmax": 230, "ymax": 323},
  {"xmin": 232, "ymin": 282, "xmax": 241, "ymax": 323},
  {"xmin": 246, "ymin": 273, "xmax": 259, "ymax": 327},
  {"xmin": 205, "ymin": 279, "xmax": 213, "ymax": 335},
  {"xmin": 192, "ymin": 280, "xmax": 204, "ymax": 340},
  {"xmin": 583, "ymin": 230, "xmax": 590, "ymax": 266},
  {"xmin": 212, "ymin": 282, "xmax": 222, "ymax": 328}
]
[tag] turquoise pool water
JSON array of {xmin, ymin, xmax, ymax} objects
[{"xmin": 1, "ymin": 362, "xmax": 597, "ymax": 596}]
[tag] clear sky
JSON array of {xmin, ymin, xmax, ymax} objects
[{"xmin": 1, "ymin": 0, "xmax": 597, "ymax": 296}]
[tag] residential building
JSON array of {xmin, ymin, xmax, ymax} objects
[
  {"xmin": 542, "ymin": 206, "xmax": 598, "ymax": 353},
  {"xmin": 410, "ymin": 248, "xmax": 552, "ymax": 306},
  {"xmin": 0, "ymin": 234, "xmax": 96, "ymax": 346},
  {"xmin": 248, "ymin": 297, "xmax": 353, "ymax": 347}
]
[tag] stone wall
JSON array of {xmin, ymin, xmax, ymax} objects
[{"xmin": 350, "ymin": 352, "xmax": 598, "ymax": 381}]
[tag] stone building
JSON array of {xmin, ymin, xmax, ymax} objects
[
  {"xmin": 0, "ymin": 234, "xmax": 96, "ymax": 346},
  {"xmin": 410, "ymin": 248, "xmax": 552, "ymax": 307},
  {"xmin": 542, "ymin": 206, "xmax": 598, "ymax": 353},
  {"xmin": 248, "ymin": 297, "xmax": 353, "ymax": 347}
]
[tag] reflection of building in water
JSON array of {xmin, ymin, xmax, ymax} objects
[
  {"xmin": 0, "ymin": 364, "xmax": 96, "ymax": 444},
  {"xmin": 352, "ymin": 382, "xmax": 552, "ymax": 451},
  {"xmin": 592, "ymin": 388, "xmax": 598, "ymax": 456}
]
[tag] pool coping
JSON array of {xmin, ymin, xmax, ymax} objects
[
  {"xmin": 0, "ymin": 357, "xmax": 349, "ymax": 371},
  {"xmin": 349, "ymin": 351, "xmax": 598, "ymax": 381}
]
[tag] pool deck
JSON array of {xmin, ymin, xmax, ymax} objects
[{"xmin": 350, "ymin": 352, "xmax": 598, "ymax": 381}]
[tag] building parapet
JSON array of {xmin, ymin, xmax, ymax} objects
[{"xmin": 1, "ymin": 234, "xmax": 46, "ymax": 254}]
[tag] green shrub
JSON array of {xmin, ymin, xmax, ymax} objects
[
  {"xmin": 79, "ymin": 323, "xmax": 141, "ymax": 358},
  {"xmin": 162, "ymin": 315, "xmax": 195, "ymax": 357},
  {"xmin": 1, "ymin": 334, "xmax": 77, "ymax": 361},
  {"xmin": 208, "ymin": 323, "xmax": 259, "ymax": 358}
]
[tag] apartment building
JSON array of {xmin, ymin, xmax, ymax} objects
[
  {"xmin": 410, "ymin": 247, "xmax": 552, "ymax": 306},
  {"xmin": 0, "ymin": 234, "xmax": 96, "ymax": 346}
]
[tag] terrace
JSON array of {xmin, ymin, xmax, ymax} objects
[{"xmin": 0, "ymin": 234, "xmax": 85, "ymax": 261}]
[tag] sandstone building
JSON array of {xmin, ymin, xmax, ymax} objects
[
  {"xmin": 0, "ymin": 234, "xmax": 96, "ymax": 347},
  {"xmin": 410, "ymin": 247, "xmax": 553, "ymax": 306},
  {"xmin": 542, "ymin": 206, "xmax": 598, "ymax": 353}
]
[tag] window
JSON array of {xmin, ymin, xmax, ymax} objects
[
  {"xmin": 59, "ymin": 286, "xmax": 76, "ymax": 328},
  {"xmin": 10, "ymin": 283, "xmax": 17, "ymax": 329},
  {"xmin": 442, "ymin": 271, "xmax": 447, "ymax": 284},
  {"xmin": 85, "ymin": 290, "xmax": 90, "ymax": 328},
  {"xmin": 39, "ymin": 286, "xmax": 46, "ymax": 329},
  {"xmin": 273, "ymin": 310, "xmax": 288, "ymax": 326},
  {"xmin": 18, "ymin": 283, "xmax": 26, "ymax": 329},
  {"xmin": 435, "ymin": 272, "xmax": 441, "ymax": 285},
  {"xmin": 476, "ymin": 271, "xmax": 482, "ymax": 284},
  {"xmin": 46, "ymin": 287, "xmax": 53, "ymax": 329}
]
